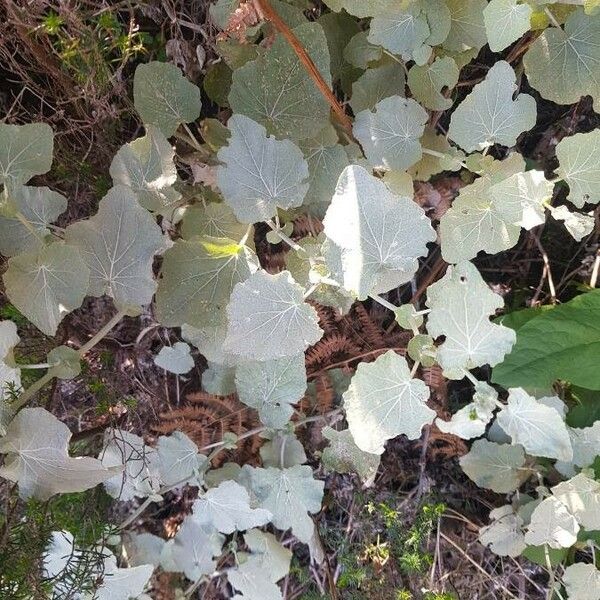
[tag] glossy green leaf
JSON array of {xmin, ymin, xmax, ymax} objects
[{"xmin": 493, "ymin": 290, "xmax": 600, "ymax": 390}]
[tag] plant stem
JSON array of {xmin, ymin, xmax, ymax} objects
[
  {"xmin": 253, "ymin": 0, "xmax": 354, "ymax": 137},
  {"xmin": 12, "ymin": 371, "xmax": 55, "ymax": 411},
  {"xmin": 369, "ymin": 293, "xmax": 398, "ymax": 312},
  {"xmin": 13, "ymin": 310, "xmax": 126, "ymax": 410},
  {"xmin": 78, "ymin": 310, "xmax": 126, "ymax": 357},
  {"xmin": 544, "ymin": 8, "xmax": 562, "ymax": 29},
  {"xmin": 17, "ymin": 362, "xmax": 52, "ymax": 370},
  {"xmin": 265, "ymin": 219, "xmax": 306, "ymax": 253}
]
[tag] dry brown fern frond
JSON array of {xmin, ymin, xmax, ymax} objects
[
  {"xmin": 297, "ymin": 373, "xmax": 337, "ymax": 417},
  {"xmin": 422, "ymin": 365, "xmax": 448, "ymax": 409},
  {"xmin": 154, "ymin": 392, "xmax": 261, "ymax": 466},
  {"xmin": 293, "ymin": 214, "xmax": 323, "ymax": 238},
  {"xmin": 312, "ymin": 304, "xmax": 340, "ymax": 336},
  {"xmin": 352, "ymin": 302, "xmax": 386, "ymax": 349},
  {"xmin": 305, "ymin": 333, "xmax": 362, "ymax": 371}
]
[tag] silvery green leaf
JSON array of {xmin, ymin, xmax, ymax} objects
[
  {"xmin": 322, "ymin": 165, "xmax": 435, "ymax": 299},
  {"xmin": 3, "ymin": 243, "xmax": 89, "ymax": 336},
  {"xmin": 181, "ymin": 202, "xmax": 250, "ymax": 242},
  {"xmin": 322, "ymin": 426, "xmax": 381, "ymax": 482},
  {"xmin": 448, "ymin": 61, "xmax": 536, "ymax": 152},
  {"xmin": 260, "ymin": 431, "xmax": 307, "ymax": 468},
  {"xmin": 133, "ymin": 61, "xmax": 201, "ymax": 137},
  {"xmin": 366, "ymin": 0, "xmax": 450, "ymax": 63},
  {"xmin": 155, "ymin": 236, "xmax": 258, "ymax": 328},
  {"xmin": 227, "ymin": 529, "xmax": 292, "ymax": 598},
  {"xmin": 324, "ymin": 0, "xmax": 395, "ymax": 18},
  {"xmin": 101, "ymin": 429, "xmax": 161, "ymax": 501},
  {"xmin": 459, "ymin": 439, "xmax": 526, "ymax": 493},
  {"xmin": 479, "ymin": 505, "xmax": 526, "ymax": 557},
  {"xmin": 425, "ymin": 261, "xmax": 516, "ymax": 377},
  {"xmin": 436, "ymin": 395, "xmax": 495, "ymax": 440},
  {"xmin": 407, "ymin": 57, "xmax": 459, "ymax": 111},
  {"xmin": 0, "ymin": 407, "xmax": 120, "ymax": 500},
  {"xmin": 0, "ymin": 321, "xmax": 20, "ymax": 435},
  {"xmin": 343, "ymin": 31, "xmax": 383, "ymax": 68},
  {"xmin": 217, "ymin": 115, "xmax": 309, "ymax": 223},
  {"xmin": 224, "ymin": 270, "xmax": 323, "ymax": 362},
  {"xmin": 240, "ymin": 464, "xmax": 324, "ymax": 544},
  {"xmin": 203, "ymin": 362, "xmax": 237, "ymax": 395},
  {"xmin": 182, "ymin": 322, "xmax": 234, "ymax": 365},
  {"xmin": 0, "ymin": 123, "xmax": 53, "ymax": 185},
  {"xmin": 109, "ymin": 125, "xmax": 181, "ymax": 213},
  {"xmin": 229, "ymin": 23, "xmax": 332, "ymax": 141},
  {"xmin": 0, "ymin": 184, "xmax": 67, "ymax": 256},
  {"xmin": 170, "ymin": 517, "xmax": 224, "ymax": 580},
  {"xmin": 123, "ymin": 532, "xmax": 165, "ymax": 567},
  {"xmin": 284, "ymin": 235, "xmax": 354, "ymax": 312},
  {"xmin": 523, "ymin": 9, "xmax": 600, "ymax": 108},
  {"xmin": 243, "ymin": 529, "xmax": 292, "ymax": 583},
  {"xmin": 343, "ymin": 350, "xmax": 434, "ymax": 455},
  {"xmin": 210, "ymin": 0, "xmax": 238, "ymax": 29},
  {"xmin": 299, "ymin": 127, "xmax": 349, "ymax": 214},
  {"xmin": 47, "ymin": 346, "xmax": 81, "ymax": 379},
  {"xmin": 552, "ymin": 473, "xmax": 600, "ymax": 531},
  {"xmin": 96, "ymin": 554, "xmax": 154, "ymax": 600},
  {"xmin": 157, "ymin": 431, "xmax": 206, "ymax": 487},
  {"xmin": 556, "ymin": 129, "xmax": 600, "ymax": 207},
  {"xmin": 408, "ymin": 128, "xmax": 459, "ymax": 181},
  {"xmin": 443, "ymin": 0, "xmax": 488, "ymax": 51},
  {"xmin": 484, "ymin": 0, "xmax": 532, "ymax": 52},
  {"xmin": 44, "ymin": 531, "xmax": 154, "ymax": 600},
  {"xmin": 65, "ymin": 185, "xmax": 165, "ymax": 311},
  {"xmin": 368, "ymin": 3, "xmax": 430, "ymax": 61},
  {"xmin": 524, "ymin": 496, "xmax": 579, "ymax": 549},
  {"xmin": 497, "ymin": 388, "xmax": 573, "ymax": 461},
  {"xmin": 353, "ymin": 96, "xmax": 428, "ymax": 171},
  {"xmin": 382, "ymin": 170, "xmax": 414, "ymax": 197},
  {"xmin": 563, "ymin": 563, "xmax": 600, "ymax": 600},
  {"xmin": 192, "ymin": 480, "xmax": 272, "ymax": 534},
  {"xmin": 235, "ymin": 354, "xmax": 307, "ymax": 428},
  {"xmin": 349, "ymin": 61, "xmax": 406, "ymax": 115},
  {"xmin": 569, "ymin": 422, "xmax": 600, "ymax": 468},
  {"xmin": 154, "ymin": 342, "xmax": 194, "ymax": 374},
  {"xmin": 552, "ymin": 206, "xmax": 595, "ymax": 241},
  {"xmin": 440, "ymin": 170, "xmax": 551, "ymax": 262}
]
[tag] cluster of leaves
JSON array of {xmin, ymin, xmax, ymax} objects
[{"xmin": 1, "ymin": 0, "xmax": 600, "ymax": 598}]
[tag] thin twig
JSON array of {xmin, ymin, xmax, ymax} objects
[{"xmin": 253, "ymin": 0, "xmax": 354, "ymax": 137}]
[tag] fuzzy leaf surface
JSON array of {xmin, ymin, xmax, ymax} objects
[
  {"xmin": 353, "ymin": 96, "xmax": 428, "ymax": 171},
  {"xmin": 65, "ymin": 185, "xmax": 164, "ymax": 311},
  {"xmin": 343, "ymin": 350, "xmax": 434, "ymax": 455},
  {"xmin": 224, "ymin": 270, "xmax": 323, "ymax": 362},
  {"xmin": 425, "ymin": 261, "xmax": 516, "ymax": 377},
  {"xmin": 217, "ymin": 115, "xmax": 309, "ymax": 223},
  {"xmin": 235, "ymin": 354, "xmax": 307, "ymax": 428},
  {"xmin": 3, "ymin": 243, "xmax": 89, "ymax": 336},
  {"xmin": 322, "ymin": 165, "xmax": 435, "ymax": 299},
  {"xmin": 448, "ymin": 61, "xmax": 536, "ymax": 152},
  {"xmin": 133, "ymin": 61, "xmax": 202, "ymax": 137},
  {"xmin": 0, "ymin": 408, "xmax": 119, "ymax": 500}
]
